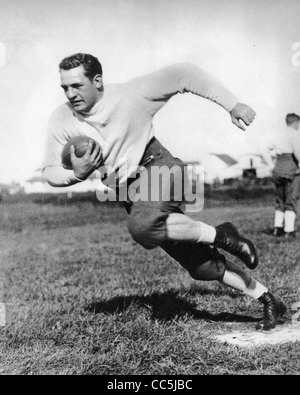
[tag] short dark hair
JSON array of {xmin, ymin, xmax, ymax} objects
[
  {"xmin": 286, "ymin": 113, "xmax": 300, "ymax": 125},
  {"xmin": 59, "ymin": 53, "xmax": 103, "ymax": 80}
]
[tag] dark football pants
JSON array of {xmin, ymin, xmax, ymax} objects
[
  {"xmin": 125, "ymin": 138, "xmax": 226, "ymax": 281},
  {"xmin": 273, "ymin": 154, "xmax": 300, "ymax": 213},
  {"xmin": 275, "ymin": 175, "xmax": 300, "ymax": 213}
]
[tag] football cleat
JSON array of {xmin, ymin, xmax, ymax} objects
[
  {"xmin": 256, "ymin": 292, "xmax": 287, "ymax": 331},
  {"xmin": 273, "ymin": 227, "xmax": 284, "ymax": 237},
  {"xmin": 214, "ymin": 222, "xmax": 258, "ymax": 270},
  {"xmin": 284, "ymin": 231, "xmax": 297, "ymax": 239}
]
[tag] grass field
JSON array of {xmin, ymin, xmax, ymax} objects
[{"xmin": 0, "ymin": 190, "xmax": 300, "ymax": 375}]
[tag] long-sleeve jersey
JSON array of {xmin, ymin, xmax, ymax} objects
[
  {"xmin": 265, "ymin": 125, "xmax": 300, "ymax": 165},
  {"xmin": 42, "ymin": 63, "xmax": 238, "ymax": 187}
]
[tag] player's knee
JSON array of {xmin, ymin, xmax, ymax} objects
[
  {"xmin": 127, "ymin": 215, "xmax": 167, "ymax": 250},
  {"xmin": 188, "ymin": 258, "xmax": 226, "ymax": 281},
  {"xmin": 127, "ymin": 217, "xmax": 150, "ymax": 245}
]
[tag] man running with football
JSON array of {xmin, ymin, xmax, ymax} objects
[{"xmin": 43, "ymin": 53, "xmax": 286, "ymax": 330}]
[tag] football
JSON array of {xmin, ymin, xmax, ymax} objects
[{"xmin": 61, "ymin": 136, "xmax": 97, "ymax": 170}]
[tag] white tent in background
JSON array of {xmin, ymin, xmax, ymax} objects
[{"xmin": 201, "ymin": 154, "xmax": 242, "ymax": 185}]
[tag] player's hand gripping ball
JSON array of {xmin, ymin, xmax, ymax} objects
[{"xmin": 61, "ymin": 136, "xmax": 97, "ymax": 170}]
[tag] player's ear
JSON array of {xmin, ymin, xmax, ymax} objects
[{"xmin": 93, "ymin": 74, "xmax": 103, "ymax": 90}]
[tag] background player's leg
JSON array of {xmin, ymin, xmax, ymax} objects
[
  {"xmin": 284, "ymin": 177, "xmax": 299, "ymax": 236},
  {"xmin": 273, "ymin": 179, "xmax": 286, "ymax": 236}
]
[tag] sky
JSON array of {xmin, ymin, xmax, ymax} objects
[{"xmin": 0, "ymin": 0, "xmax": 300, "ymax": 184}]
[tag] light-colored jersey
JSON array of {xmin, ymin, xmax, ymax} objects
[
  {"xmin": 43, "ymin": 63, "xmax": 238, "ymax": 187},
  {"xmin": 266, "ymin": 125, "xmax": 300, "ymax": 164}
]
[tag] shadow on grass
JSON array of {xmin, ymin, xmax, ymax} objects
[{"xmin": 86, "ymin": 290, "xmax": 260, "ymax": 323}]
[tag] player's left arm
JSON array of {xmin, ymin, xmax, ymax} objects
[
  {"xmin": 229, "ymin": 103, "xmax": 256, "ymax": 131},
  {"xmin": 129, "ymin": 62, "xmax": 256, "ymax": 130}
]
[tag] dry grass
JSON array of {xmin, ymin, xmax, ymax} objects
[{"xmin": 0, "ymin": 192, "xmax": 299, "ymax": 375}]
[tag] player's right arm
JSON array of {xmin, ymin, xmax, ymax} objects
[
  {"xmin": 43, "ymin": 146, "xmax": 102, "ymax": 187},
  {"xmin": 42, "ymin": 108, "xmax": 84, "ymax": 187},
  {"xmin": 70, "ymin": 140, "xmax": 103, "ymax": 181}
]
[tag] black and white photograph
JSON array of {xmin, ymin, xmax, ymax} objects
[{"xmin": 0, "ymin": 0, "xmax": 300, "ymax": 377}]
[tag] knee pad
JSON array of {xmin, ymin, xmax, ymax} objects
[{"xmin": 189, "ymin": 253, "xmax": 226, "ymax": 281}]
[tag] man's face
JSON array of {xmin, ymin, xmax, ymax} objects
[{"xmin": 60, "ymin": 65, "xmax": 102, "ymax": 113}]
